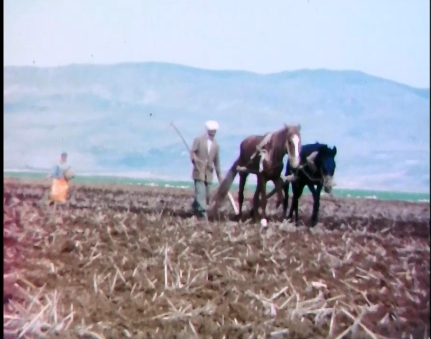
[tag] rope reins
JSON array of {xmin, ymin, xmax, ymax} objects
[
  {"xmin": 292, "ymin": 164, "xmax": 336, "ymax": 190},
  {"xmin": 294, "ymin": 165, "xmax": 324, "ymax": 184}
]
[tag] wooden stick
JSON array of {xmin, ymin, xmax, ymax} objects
[
  {"xmin": 216, "ymin": 173, "xmax": 239, "ymax": 215},
  {"xmin": 170, "ymin": 122, "xmax": 239, "ymax": 214}
]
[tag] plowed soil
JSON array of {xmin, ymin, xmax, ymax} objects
[{"xmin": 3, "ymin": 178, "xmax": 430, "ymax": 339}]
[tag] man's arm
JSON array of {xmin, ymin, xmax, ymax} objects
[{"xmin": 190, "ymin": 137, "xmax": 200, "ymax": 163}]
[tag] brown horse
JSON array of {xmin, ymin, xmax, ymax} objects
[{"xmin": 211, "ymin": 124, "xmax": 302, "ymax": 226}]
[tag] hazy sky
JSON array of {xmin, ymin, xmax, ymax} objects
[{"xmin": 5, "ymin": 0, "xmax": 430, "ymax": 87}]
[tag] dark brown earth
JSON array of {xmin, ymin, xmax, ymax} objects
[{"xmin": 3, "ymin": 178, "xmax": 430, "ymax": 339}]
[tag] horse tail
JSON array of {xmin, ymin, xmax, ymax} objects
[{"xmin": 212, "ymin": 158, "xmax": 239, "ymax": 206}]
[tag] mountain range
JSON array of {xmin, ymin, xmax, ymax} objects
[{"xmin": 4, "ymin": 62, "xmax": 430, "ymax": 192}]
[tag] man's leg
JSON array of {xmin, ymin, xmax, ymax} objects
[
  {"xmin": 205, "ymin": 182, "xmax": 212, "ymax": 206},
  {"xmin": 191, "ymin": 179, "xmax": 200, "ymax": 210},
  {"xmin": 193, "ymin": 180, "xmax": 207, "ymax": 219}
]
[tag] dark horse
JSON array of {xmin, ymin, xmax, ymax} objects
[
  {"xmin": 211, "ymin": 124, "xmax": 302, "ymax": 226},
  {"xmin": 267, "ymin": 142, "xmax": 337, "ymax": 227}
]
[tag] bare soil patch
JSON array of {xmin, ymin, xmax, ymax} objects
[{"xmin": 4, "ymin": 178, "xmax": 430, "ymax": 338}]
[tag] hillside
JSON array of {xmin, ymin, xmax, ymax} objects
[{"xmin": 4, "ymin": 62, "xmax": 430, "ymax": 192}]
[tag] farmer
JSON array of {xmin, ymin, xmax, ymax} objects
[
  {"xmin": 46, "ymin": 152, "xmax": 73, "ymax": 205},
  {"xmin": 190, "ymin": 120, "xmax": 222, "ymax": 220}
]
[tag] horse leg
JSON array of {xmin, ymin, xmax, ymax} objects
[
  {"xmin": 286, "ymin": 184, "xmax": 296, "ymax": 222},
  {"xmin": 273, "ymin": 177, "xmax": 284, "ymax": 209},
  {"xmin": 236, "ymin": 172, "xmax": 248, "ymax": 221},
  {"xmin": 259, "ymin": 177, "xmax": 268, "ymax": 227},
  {"xmin": 307, "ymin": 183, "xmax": 322, "ymax": 227},
  {"xmin": 251, "ymin": 176, "xmax": 261, "ymax": 223},
  {"xmin": 293, "ymin": 183, "xmax": 305, "ymax": 226},
  {"xmin": 287, "ymin": 182, "xmax": 305, "ymax": 226},
  {"xmin": 283, "ymin": 163, "xmax": 292, "ymax": 219},
  {"xmin": 249, "ymin": 187, "xmax": 258, "ymax": 220},
  {"xmin": 283, "ymin": 180, "xmax": 290, "ymax": 219}
]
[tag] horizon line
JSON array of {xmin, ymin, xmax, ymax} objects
[
  {"xmin": 4, "ymin": 169, "xmax": 430, "ymax": 195},
  {"xmin": 4, "ymin": 61, "xmax": 430, "ymax": 90}
]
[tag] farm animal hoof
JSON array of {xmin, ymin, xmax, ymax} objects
[
  {"xmin": 280, "ymin": 220, "xmax": 296, "ymax": 232},
  {"xmin": 260, "ymin": 218, "xmax": 268, "ymax": 227}
]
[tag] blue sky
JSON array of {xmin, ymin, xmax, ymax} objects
[{"xmin": 4, "ymin": 0, "xmax": 430, "ymax": 88}]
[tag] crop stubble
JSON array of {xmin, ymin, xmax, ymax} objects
[{"xmin": 3, "ymin": 178, "xmax": 430, "ymax": 339}]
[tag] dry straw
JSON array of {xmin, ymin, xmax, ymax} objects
[{"xmin": 3, "ymin": 179, "xmax": 430, "ymax": 338}]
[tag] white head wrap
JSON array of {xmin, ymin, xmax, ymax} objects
[{"xmin": 205, "ymin": 120, "xmax": 219, "ymax": 131}]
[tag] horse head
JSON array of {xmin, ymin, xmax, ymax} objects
[
  {"xmin": 283, "ymin": 123, "xmax": 302, "ymax": 169},
  {"xmin": 307, "ymin": 144, "xmax": 337, "ymax": 193}
]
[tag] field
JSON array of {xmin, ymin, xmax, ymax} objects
[{"xmin": 3, "ymin": 178, "xmax": 430, "ymax": 339}]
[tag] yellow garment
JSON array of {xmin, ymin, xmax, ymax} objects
[{"xmin": 50, "ymin": 178, "xmax": 70, "ymax": 203}]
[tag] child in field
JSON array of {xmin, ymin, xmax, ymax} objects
[{"xmin": 47, "ymin": 152, "xmax": 74, "ymax": 205}]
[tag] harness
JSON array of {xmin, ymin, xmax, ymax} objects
[
  {"xmin": 237, "ymin": 134, "xmax": 333, "ymax": 188},
  {"xmin": 248, "ymin": 133, "xmax": 273, "ymax": 165},
  {"xmin": 290, "ymin": 161, "xmax": 334, "ymax": 187},
  {"xmin": 237, "ymin": 150, "xmax": 286, "ymax": 174},
  {"xmin": 237, "ymin": 132, "xmax": 282, "ymax": 173},
  {"xmin": 296, "ymin": 166, "xmax": 323, "ymax": 184}
]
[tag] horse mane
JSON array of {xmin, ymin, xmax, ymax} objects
[
  {"xmin": 269, "ymin": 126, "xmax": 288, "ymax": 148},
  {"xmin": 301, "ymin": 142, "xmax": 334, "ymax": 157},
  {"xmin": 268, "ymin": 125, "xmax": 299, "ymax": 161},
  {"xmin": 317, "ymin": 143, "xmax": 337, "ymax": 158}
]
